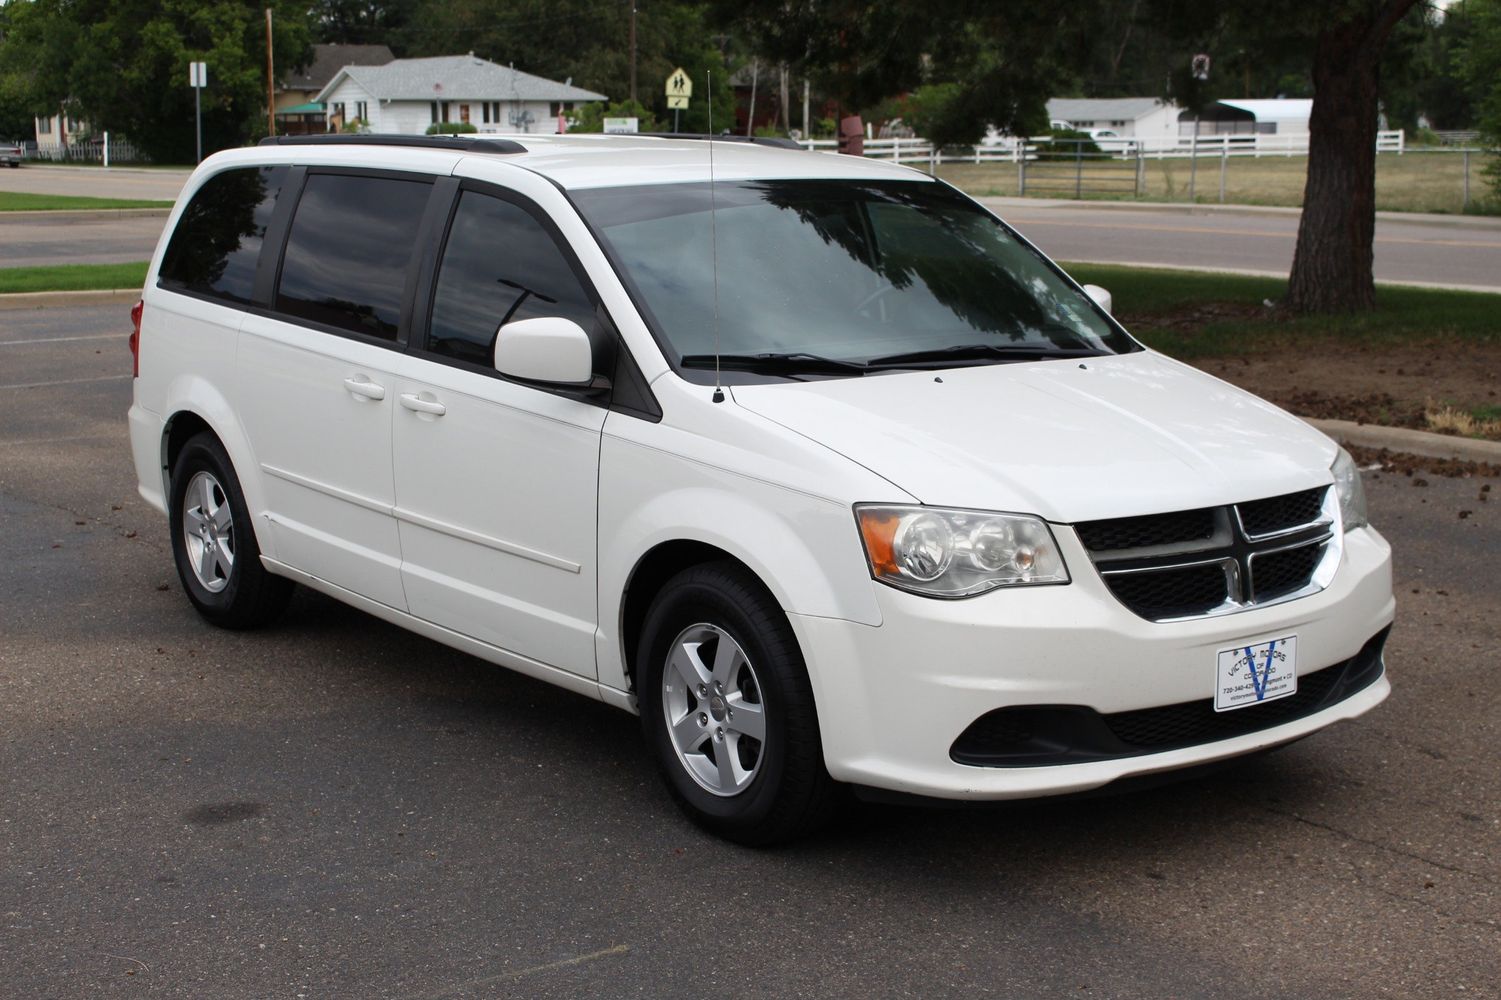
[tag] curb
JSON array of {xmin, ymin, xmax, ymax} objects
[
  {"xmin": 0, "ymin": 288, "xmax": 141, "ymax": 310},
  {"xmin": 1, "ymin": 208, "xmax": 171, "ymax": 222},
  {"xmin": 1303, "ymin": 418, "xmax": 1501, "ymax": 464},
  {"xmin": 1054, "ymin": 257, "xmax": 1501, "ymax": 296}
]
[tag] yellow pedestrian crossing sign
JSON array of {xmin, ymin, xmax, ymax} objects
[{"xmin": 666, "ymin": 68, "xmax": 693, "ymax": 101}]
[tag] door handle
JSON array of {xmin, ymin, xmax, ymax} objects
[
  {"xmin": 343, "ymin": 375, "xmax": 386, "ymax": 401},
  {"xmin": 398, "ymin": 392, "xmax": 446, "ymax": 417}
]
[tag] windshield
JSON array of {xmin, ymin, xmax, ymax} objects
[{"xmin": 571, "ymin": 179, "xmax": 1138, "ymax": 379}]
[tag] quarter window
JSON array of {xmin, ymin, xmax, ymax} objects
[
  {"xmin": 158, "ymin": 165, "xmax": 287, "ymax": 304},
  {"xmin": 426, "ymin": 191, "xmax": 597, "ymax": 368},
  {"xmin": 275, "ymin": 173, "xmax": 432, "ymax": 341}
]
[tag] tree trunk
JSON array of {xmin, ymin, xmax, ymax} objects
[{"xmin": 1285, "ymin": 1, "xmax": 1417, "ymax": 314}]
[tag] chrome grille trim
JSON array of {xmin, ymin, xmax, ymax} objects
[{"xmin": 1075, "ymin": 486, "xmax": 1339, "ymax": 622}]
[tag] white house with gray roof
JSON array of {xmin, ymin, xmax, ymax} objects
[
  {"xmin": 1044, "ymin": 97, "xmax": 1180, "ymax": 142},
  {"xmin": 316, "ymin": 54, "xmax": 607, "ymax": 135}
]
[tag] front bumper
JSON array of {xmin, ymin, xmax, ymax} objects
[{"xmin": 788, "ymin": 524, "xmax": 1394, "ymax": 800}]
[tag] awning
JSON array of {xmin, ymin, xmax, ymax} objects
[{"xmin": 276, "ymin": 102, "xmax": 325, "ymax": 115}]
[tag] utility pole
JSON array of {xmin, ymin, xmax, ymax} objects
[
  {"xmin": 628, "ymin": 4, "xmax": 637, "ymax": 104},
  {"xmin": 265, "ymin": 8, "xmax": 276, "ymax": 137}
]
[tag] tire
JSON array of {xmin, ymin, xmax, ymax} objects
[
  {"xmin": 636, "ymin": 561, "xmax": 840, "ymax": 845},
  {"xmin": 168, "ymin": 432, "xmax": 292, "ymax": 629}
]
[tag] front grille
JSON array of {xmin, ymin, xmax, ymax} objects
[
  {"xmin": 1251, "ymin": 543, "xmax": 1325, "ymax": 603},
  {"xmin": 950, "ymin": 628, "xmax": 1388, "ymax": 768},
  {"xmin": 1106, "ymin": 563, "xmax": 1228, "ymax": 619},
  {"xmin": 1076, "ymin": 486, "xmax": 1333, "ymax": 621},
  {"xmin": 1238, "ymin": 487, "xmax": 1327, "ymax": 537},
  {"xmin": 1074, "ymin": 507, "xmax": 1217, "ymax": 553}
]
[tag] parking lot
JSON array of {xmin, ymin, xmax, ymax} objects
[{"xmin": 1, "ymin": 299, "xmax": 1497, "ymax": 998}]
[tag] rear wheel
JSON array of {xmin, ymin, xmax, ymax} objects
[
  {"xmin": 168, "ymin": 433, "xmax": 292, "ymax": 629},
  {"xmin": 637, "ymin": 562, "xmax": 840, "ymax": 845}
]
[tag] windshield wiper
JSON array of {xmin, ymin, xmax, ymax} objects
[
  {"xmin": 679, "ymin": 352, "xmax": 870, "ymax": 376},
  {"xmin": 864, "ymin": 344, "xmax": 1107, "ymax": 368}
]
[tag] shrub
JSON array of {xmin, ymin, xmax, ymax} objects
[{"xmin": 425, "ymin": 122, "xmax": 478, "ymax": 135}]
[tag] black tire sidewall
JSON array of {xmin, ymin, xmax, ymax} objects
[
  {"xmin": 168, "ymin": 435, "xmax": 261, "ymax": 621},
  {"xmin": 637, "ymin": 568, "xmax": 810, "ymax": 833}
]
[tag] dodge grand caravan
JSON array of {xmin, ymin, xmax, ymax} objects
[{"xmin": 129, "ymin": 134, "xmax": 1393, "ymax": 844}]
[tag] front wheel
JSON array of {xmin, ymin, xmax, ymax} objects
[
  {"xmin": 168, "ymin": 432, "xmax": 292, "ymax": 629},
  {"xmin": 636, "ymin": 562, "xmax": 840, "ymax": 845}
]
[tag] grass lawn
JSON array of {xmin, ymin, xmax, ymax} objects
[
  {"xmin": 938, "ymin": 150, "xmax": 1500, "ymax": 215},
  {"xmin": 0, "ymin": 261, "xmax": 148, "ymax": 294},
  {"xmin": 0, "ymin": 191, "xmax": 174, "ymax": 212},
  {"xmin": 1062, "ymin": 261, "xmax": 1501, "ymax": 356}
]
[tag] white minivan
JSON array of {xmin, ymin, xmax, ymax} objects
[{"xmin": 129, "ymin": 134, "xmax": 1393, "ymax": 844}]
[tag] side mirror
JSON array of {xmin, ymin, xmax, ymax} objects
[
  {"xmin": 1082, "ymin": 284, "xmax": 1112, "ymax": 314},
  {"xmin": 493, "ymin": 316, "xmax": 593, "ymax": 386}
]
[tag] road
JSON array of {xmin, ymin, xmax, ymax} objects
[
  {"xmin": 0, "ymin": 164, "xmax": 190, "ymax": 201},
  {"xmin": 2, "ymin": 302, "xmax": 1498, "ymax": 999},
  {"xmin": 983, "ymin": 199, "xmax": 1501, "ymax": 292}
]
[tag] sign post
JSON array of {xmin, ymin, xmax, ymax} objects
[
  {"xmin": 189, "ymin": 61, "xmax": 207, "ymax": 163},
  {"xmin": 665, "ymin": 66, "xmax": 691, "ymax": 133}
]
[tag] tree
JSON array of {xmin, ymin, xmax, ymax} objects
[
  {"xmin": 0, "ymin": 0, "xmax": 312, "ymax": 163},
  {"xmin": 399, "ymin": 0, "xmax": 734, "ymax": 132},
  {"xmin": 1281, "ymin": 1, "xmax": 1421, "ymax": 313},
  {"xmin": 1456, "ymin": 0, "xmax": 1501, "ymax": 199},
  {"xmin": 311, "ymin": 0, "xmax": 418, "ymax": 47}
]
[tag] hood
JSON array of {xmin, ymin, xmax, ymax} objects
[{"xmin": 730, "ymin": 351, "xmax": 1337, "ymax": 523}]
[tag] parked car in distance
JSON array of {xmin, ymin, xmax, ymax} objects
[
  {"xmin": 0, "ymin": 140, "xmax": 22, "ymax": 167},
  {"xmin": 128, "ymin": 133, "xmax": 1394, "ymax": 844}
]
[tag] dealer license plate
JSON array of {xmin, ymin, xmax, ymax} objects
[{"xmin": 1214, "ymin": 635, "xmax": 1298, "ymax": 712}]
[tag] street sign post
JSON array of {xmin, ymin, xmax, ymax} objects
[
  {"xmin": 190, "ymin": 61, "xmax": 207, "ymax": 163},
  {"xmin": 666, "ymin": 67, "xmax": 691, "ymax": 132}
]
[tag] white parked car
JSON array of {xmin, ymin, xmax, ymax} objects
[{"xmin": 129, "ymin": 134, "xmax": 1393, "ymax": 844}]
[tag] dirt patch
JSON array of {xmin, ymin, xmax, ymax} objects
[
  {"xmin": 1175, "ymin": 340, "xmax": 1501, "ymax": 442},
  {"xmin": 1347, "ymin": 445, "xmax": 1501, "ymax": 480}
]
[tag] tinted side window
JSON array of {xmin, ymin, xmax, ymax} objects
[
  {"xmin": 275, "ymin": 173, "xmax": 432, "ymax": 341},
  {"xmin": 159, "ymin": 165, "xmax": 287, "ymax": 303},
  {"xmin": 427, "ymin": 190, "xmax": 597, "ymax": 367}
]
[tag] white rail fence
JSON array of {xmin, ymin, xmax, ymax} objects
[{"xmin": 800, "ymin": 130, "xmax": 1407, "ymax": 165}]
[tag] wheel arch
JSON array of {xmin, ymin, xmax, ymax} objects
[{"xmin": 157, "ymin": 375, "xmax": 275, "ymax": 561}]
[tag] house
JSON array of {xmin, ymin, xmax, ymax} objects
[
  {"xmin": 33, "ymin": 108, "xmax": 88, "ymax": 152},
  {"xmin": 315, "ymin": 54, "xmax": 607, "ymax": 135},
  {"xmin": 275, "ymin": 43, "xmax": 394, "ymax": 134},
  {"xmin": 1185, "ymin": 98, "xmax": 1313, "ymax": 136},
  {"xmin": 1044, "ymin": 98, "xmax": 1180, "ymax": 142}
]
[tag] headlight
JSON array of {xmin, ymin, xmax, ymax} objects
[
  {"xmin": 1331, "ymin": 447, "xmax": 1368, "ymax": 531},
  {"xmin": 855, "ymin": 505, "xmax": 1069, "ymax": 598}
]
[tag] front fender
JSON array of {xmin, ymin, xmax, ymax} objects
[{"xmin": 596, "ymin": 439, "xmax": 887, "ymax": 695}]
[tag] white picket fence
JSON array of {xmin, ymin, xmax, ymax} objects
[
  {"xmin": 29, "ymin": 138, "xmax": 147, "ymax": 164},
  {"xmin": 798, "ymin": 130, "xmax": 1407, "ymax": 167}
]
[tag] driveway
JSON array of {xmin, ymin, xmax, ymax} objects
[{"xmin": 1, "ymin": 302, "xmax": 1498, "ymax": 999}]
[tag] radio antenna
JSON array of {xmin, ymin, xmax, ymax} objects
[{"xmin": 707, "ymin": 70, "xmax": 724, "ymax": 404}]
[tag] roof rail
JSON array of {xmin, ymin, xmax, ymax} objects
[
  {"xmin": 637, "ymin": 132, "xmax": 805, "ymax": 151},
  {"xmin": 258, "ymin": 133, "xmax": 526, "ymax": 154}
]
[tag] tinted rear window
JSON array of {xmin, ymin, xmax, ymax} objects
[
  {"xmin": 274, "ymin": 173, "xmax": 432, "ymax": 341},
  {"xmin": 159, "ymin": 165, "xmax": 287, "ymax": 303}
]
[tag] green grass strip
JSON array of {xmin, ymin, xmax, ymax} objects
[
  {"xmin": 1061, "ymin": 261, "xmax": 1501, "ymax": 358},
  {"xmin": 0, "ymin": 261, "xmax": 148, "ymax": 294},
  {"xmin": 0, "ymin": 191, "xmax": 174, "ymax": 212}
]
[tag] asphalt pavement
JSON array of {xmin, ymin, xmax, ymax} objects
[
  {"xmin": 983, "ymin": 199, "xmax": 1501, "ymax": 293},
  {"xmin": 1, "ymin": 302, "xmax": 1498, "ymax": 999}
]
